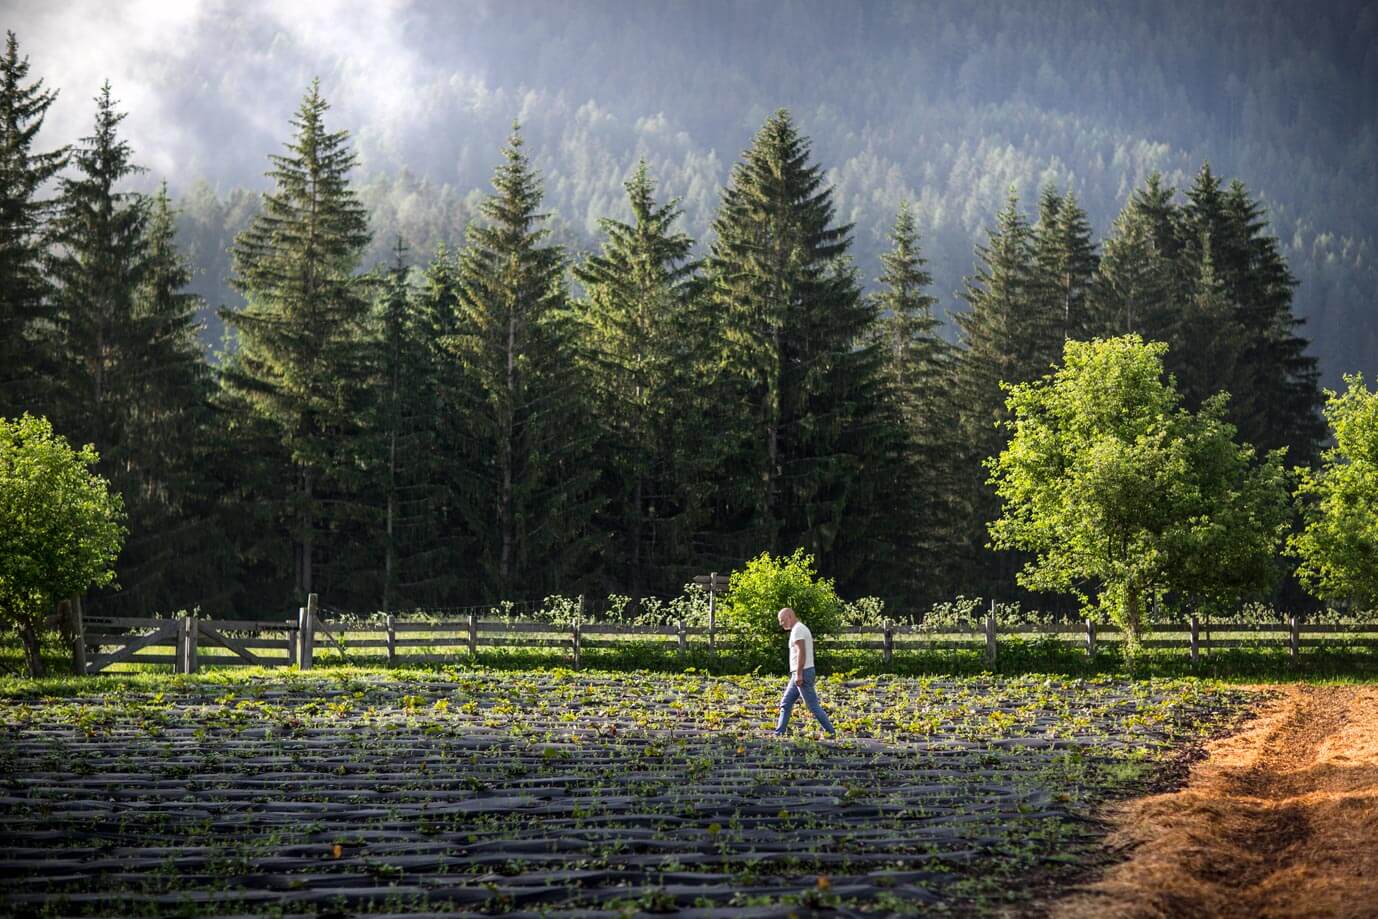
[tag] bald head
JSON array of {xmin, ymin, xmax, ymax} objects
[{"xmin": 778, "ymin": 607, "xmax": 798, "ymax": 629}]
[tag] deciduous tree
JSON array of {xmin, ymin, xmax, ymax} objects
[
  {"xmin": 1290, "ymin": 375, "xmax": 1378, "ymax": 608},
  {"xmin": 0, "ymin": 415, "xmax": 125, "ymax": 676},
  {"xmin": 987, "ymin": 336, "xmax": 1289, "ymax": 642}
]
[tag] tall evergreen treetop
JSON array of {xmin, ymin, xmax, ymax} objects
[
  {"xmin": 50, "ymin": 82, "xmax": 150, "ymax": 449},
  {"xmin": 0, "ymin": 31, "xmax": 68, "ymax": 418},
  {"xmin": 48, "ymin": 88, "xmax": 221, "ymax": 616},
  {"xmin": 224, "ymin": 79, "xmax": 373, "ymax": 601},
  {"xmin": 450, "ymin": 124, "xmax": 597, "ymax": 599},
  {"xmin": 870, "ymin": 201, "xmax": 964, "ymax": 603},
  {"xmin": 874, "ymin": 201, "xmax": 946, "ymax": 421},
  {"xmin": 953, "ymin": 189, "xmax": 1043, "ymax": 598},
  {"xmin": 575, "ymin": 160, "xmax": 706, "ymax": 596},
  {"xmin": 707, "ymin": 109, "xmax": 893, "ymax": 587},
  {"xmin": 1094, "ymin": 191, "xmax": 1177, "ymax": 338},
  {"xmin": 1032, "ymin": 187, "xmax": 1097, "ymax": 342},
  {"xmin": 955, "ymin": 189, "xmax": 1038, "ymax": 420}
]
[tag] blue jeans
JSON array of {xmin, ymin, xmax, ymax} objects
[{"xmin": 774, "ymin": 667, "xmax": 835, "ymax": 735}]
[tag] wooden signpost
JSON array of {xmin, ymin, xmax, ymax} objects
[{"xmin": 692, "ymin": 572, "xmax": 727, "ymax": 651}]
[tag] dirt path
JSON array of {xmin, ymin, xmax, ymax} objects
[{"xmin": 1052, "ymin": 684, "xmax": 1378, "ymax": 919}]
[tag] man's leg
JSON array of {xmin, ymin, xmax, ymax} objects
[
  {"xmin": 774, "ymin": 677, "xmax": 801, "ymax": 735},
  {"xmin": 799, "ymin": 669, "xmax": 836, "ymax": 735}
]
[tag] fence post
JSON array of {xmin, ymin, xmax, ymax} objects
[
  {"xmin": 677, "ymin": 619, "xmax": 687, "ymax": 655},
  {"xmin": 1189, "ymin": 615, "xmax": 1200, "ymax": 664},
  {"xmin": 385, "ymin": 614, "xmax": 396, "ymax": 666},
  {"xmin": 467, "ymin": 611, "xmax": 477, "ymax": 657},
  {"xmin": 708, "ymin": 572, "xmax": 718, "ymax": 653},
  {"xmin": 1085, "ymin": 618, "xmax": 1096, "ymax": 658},
  {"xmin": 984, "ymin": 613, "xmax": 997, "ymax": 666},
  {"xmin": 883, "ymin": 624, "xmax": 894, "ymax": 665},
  {"xmin": 299, "ymin": 596, "xmax": 317, "ymax": 671},
  {"xmin": 1289, "ymin": 614, "xmax": 1300, "ymax": 658},
  {"xmin": 570, "ymin": 597, "xmax": 581, "ymax": 669},
  {"xmin": 174, "ymin": 617, "xmax": 188, "ymax": 674},
  {"xmin": 187, "ymin": 614, "xmax": 200, "ymax": 674}
]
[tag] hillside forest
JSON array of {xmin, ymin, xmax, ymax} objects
[{"xmin": 0, "ymin": 30, "xmax": 1337, "ymax": 618}]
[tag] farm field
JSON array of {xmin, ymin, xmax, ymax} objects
[{"xmin": 0, "ymin": 667, "xmax": 1247, "ymax": 917}]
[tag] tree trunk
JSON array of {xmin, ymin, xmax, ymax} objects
[
  {"xmin": 384, "ymin": 427, "xmax": 397, "ymax": 613},
  {"xmin": 300, "ymin": 465, "xmax": 313, "ymax": 597},
  {"xmin": 1121, "ymin": 587, "xmax": 1143, "ymax": 648},
  {"xmin": 499, "ymin": 311, "xmax": 517, "ymax": 593},
  {"xmin": 19, "ymin": 621, "xmax": 46, "ymax": 678}
]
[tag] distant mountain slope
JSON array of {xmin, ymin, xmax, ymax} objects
[{"xmin": 134, "ymin": 0, "xmax": 1374, "ymax": 385}]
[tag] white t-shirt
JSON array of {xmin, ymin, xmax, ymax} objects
[{"xmin": 789, "ymin": 621, "xmax": 815, "ymax": 672}]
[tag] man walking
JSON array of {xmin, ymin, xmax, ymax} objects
[{"xmin": 773, "ymin": 607, "xmax": 836, "ymax": 738}]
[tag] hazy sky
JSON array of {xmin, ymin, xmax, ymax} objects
[{"xmin": 11, "ymin": 0, "xmax": 455, "ymax": 186}]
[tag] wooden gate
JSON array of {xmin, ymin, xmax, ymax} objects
[
  {"xmin": 83, "ymin": 618, "xmax": 182, "ymax": 673},
  {"xmin": 190, "ymin": 619, "xmax": 297, "ymax": 672}
]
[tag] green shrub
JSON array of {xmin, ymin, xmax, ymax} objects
[{"xmin": 721, "ymin": 549, "xmax": 842, "ymax": 653}]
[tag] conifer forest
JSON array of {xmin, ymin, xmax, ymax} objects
[{"xmin": 2, "ymin": 1, "xmax": 1371, "ymax": 620}]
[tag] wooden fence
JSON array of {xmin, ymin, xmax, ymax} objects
[{"xmin": 53, "ymin": 594, "xmax": 1378, "ymax": 674}]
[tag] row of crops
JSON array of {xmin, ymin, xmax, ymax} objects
[{"xmin": 0, "ymin": 668, "xmax": 1249, "ymax": 915}]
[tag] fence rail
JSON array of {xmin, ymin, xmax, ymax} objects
[{"xmin": 56, "ymin": 595, "xmax": 1378, "ymax": 673}]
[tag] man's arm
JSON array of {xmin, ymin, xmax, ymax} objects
[{"xmin": 793, "ymin": 638, "xmax": 806, "ymax": 684}]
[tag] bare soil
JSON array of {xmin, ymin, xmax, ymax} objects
[{"xmin": 1052, "ymin": 684, "xmax": 1378, "ymax": 919}]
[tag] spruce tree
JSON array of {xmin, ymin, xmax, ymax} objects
[
  {"xmin": 574, "ymin": 161, "xmax": 708, "ymax": 598},
  {"xmin": 1093, "ymin": 192, "xmax": 1177, "ymax": 339},
  {"xmin": 120, "ymin": 185, "xmax": 228, "ymax": 614},
  {"xmin": 1172, "ymin": 234, "xmax": 1242, "ymax": 413},
  {"xmin": 47, "ymin": 82, "xmax": 149, "ymax": 615},
  {"xmin": 223, "ymin": 80, "xmax": 373, "ymax": 605},
  {"xmin": 49, "ymin": 82, "xmax": 149, "ymax": 452},
  {"xmin": 1172, "ymin": 165, "xmax": 1322, "ymax": 464},
  {"xmin": 371, "ymin": 239, "xmax": 448, "ymax": 610},
  {"xmin": 1220, "ymin": 180, "xmax": 1324, "ymax": 466},
  {"xmin": 0, "ymin": 31, "xmax": 67, "ymax": 420},
  {"xmin": 952, "ymin": 191, "xmax": 1041, "ymax": 597},
  {"xmin": 869, "ymin": 202, "xmax": 963, "ymax": 604},
  {"xmin": 49, "ymin": 89, "xmax": 223, "ymax": 616},
  {"xmin": 448, "ymin": 125, "xmax": 598, "ymax": 600},
  {"xmin": 1032, "ymin": 187, "xmax": 1098, "ymax": 342},
  {"xmin": 417, "ymin": 243, "xmax": 481, "ymax": 599},
  {"xmin": 706, "ymin": 110, "xmax": 895, "ymax": 590},
  {"xmin": 954, "ymin": 191, "xmax": 1039, "ymax": 447}
]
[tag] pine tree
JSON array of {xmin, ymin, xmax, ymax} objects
[
  {"xmin": 1172, "ymin": 165, "xmax": 1323, "ymax": 464},
  {"xmin": 952, "ymin": 191, "xmax": 1041, "ymax": 598},
  {"xmin": 47, "ymin": 82, "xmax": 150, "ymax": 616},
  {"xmin": 574, "ymin": 161, "xmax": 708, "ymax": 598},
  {"xmin": 1172, "ymin": 234, "xmax": 1243, "ymax": 413},
  {"xmin": 222, "ymin": 80, "xmax": 373, "ymax": 605},
  {"xmin": 0, "ymin": 31, "xmax": 67, "ymax": 420},
  {"xmin": 448, "ymin": 125, "xmax": 598, "ymax": 600},
  {"xmin": 417, "ymin": 243, "xmax": 481, "ymax": 599},
  {"xmin": 1220, "ymin": 180, "xmax": 1324, "ymax": 466},
  {"xmin": 49, "ymin": 83, "xmax": 149, "ymax": 452},
  {"xmin": 869, "ymin": 201, "xmax": 963, "ymax": 604},
  {"xmin": 49, "ymin": 89, "xmax": 223, "ymax": 616},
  {"xmin": 1032, "ymin": 187, "xmax": 1098, "ymax": 342},
  {"xmin": 118, "ymin": 185, "xmax": 228, "ymax": 614},
  {"xmin": 1093, "ymin": 192, "xmax": 1177, "ymax": 339},
  {"xmin": 706, "ymin": 110, "xmax": 895, "ymax": 590},
  {"xmin": 372, "ymin": 239, "xmax": 448, "ymax": 611},
  {"xmin": 954, "ymin": 191, "xmax": 1039, "ymax": 447}
]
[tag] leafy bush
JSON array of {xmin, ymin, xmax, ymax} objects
[{"xmin": 721, "ymin": 549, "xmax": 842, "ymax": 651}]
